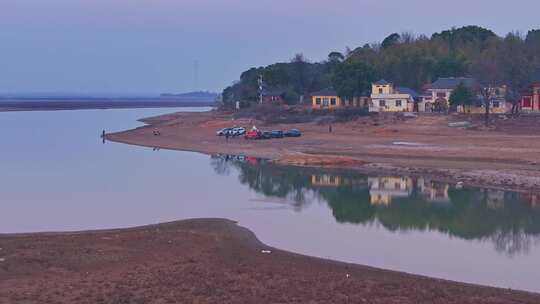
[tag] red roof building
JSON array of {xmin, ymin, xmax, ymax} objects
[{"xmin": 520, "ymin": 69, "xmax": 540, "ymax": 112}]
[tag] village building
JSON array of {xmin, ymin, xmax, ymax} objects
[
  {"xmin": 310, "ymin": 88, "xmax": 369, "ymax": 110},
  {"xmin": 421, "ymin": 77, "xmax": 508, "ymax": 113},
  {"xmin": 465, "ymin": 85, "xmax": 510, "ymax": 114},
  {"xmin": 421, "ymin": 77, "xmax": 478, "ymax": 112},
  {"xmin": 369, "ymin": 80, "xmax": 417, "ymax": 112},
  {"xmin": 520, "ymin": 70, "xmax": 540, "ymax": 112},
  {"xmin": 261, "ymin": 88, "xmax": 286, "ymax": 105}
]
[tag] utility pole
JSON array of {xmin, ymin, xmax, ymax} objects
[{"xmin": 258, "ymin": 75, "xmax": 263, "ymax": 104}]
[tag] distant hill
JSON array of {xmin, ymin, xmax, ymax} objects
[{"xmin": 160, "ymin": 91, "xmax": 218, "ymax": 101}]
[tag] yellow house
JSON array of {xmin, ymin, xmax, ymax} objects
[
  {"xmin": 311, "ymin": 88, "xmax": 369, "ymax": 110},
  {"xmin": 458, "ymin": 86, "xmax": 509, "ymax": 114},
  {"xmin": 461, "ymin": 102, "xmax": 510, "ymax": 114},
  {"xmin": 311, "ymin": 89, "xmax": 342, "ymax": 109},
  {"xmin": 369, "ymin": 80, "xmax": 416, "ymax": 112}
]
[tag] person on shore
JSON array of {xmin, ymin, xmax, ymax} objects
[{"xmin": 225, "ymin": 132, "xmax": 229, "ymax": 142}]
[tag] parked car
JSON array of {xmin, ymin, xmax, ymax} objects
[
  {"xmin": 270, "ymin": 130, "xmax": 284, "ymax": 138},
  {"xmin": 284, "ymin": 129, "xmax": 302, "ymax": 137},
  {"xmin": 232, "ymin": 127, "xmax": 246, "ymax": 136},
  {"xmin": 244, "ymin": 130, "xmax": 261, "ymax": 140},
  {"xmin": 216, "ymin": 128, "xmax": 232, "ymax": 136},
  {"xmin": 260, "ymin": 131, "xmax": 273, "ymax": 139}
]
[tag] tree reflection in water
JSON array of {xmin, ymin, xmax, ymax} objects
[{"xmin": 210, "ymin": 154, "xmax": 540, "ymax": 256}]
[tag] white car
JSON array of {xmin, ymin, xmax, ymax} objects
[
  {"xmin": 231, "ymin": 127, "xmax": 246, "ymax": 136},
  {"xmin": 216, "ymin": 128, "xmax": 233, "ymax": 136}
]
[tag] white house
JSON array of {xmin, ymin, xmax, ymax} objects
[
  {"xmin": 369, "ymin": 80, "xmax": 417, "ymax": 112},
  {"xmin": 420, "ymin": 77, "xmax": 477, "ymax": 112}
]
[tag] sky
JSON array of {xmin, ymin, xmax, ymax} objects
[{"xmin": 1, "ymin": 0, "xmax": 540, "ymax": 96}]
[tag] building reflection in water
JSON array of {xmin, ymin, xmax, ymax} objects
[
  {"xmin": 368, "ymin": 177, "xmax": 413, "ymax": 205},
  {"xmin": 211, "ymin": 154, "xmax": 540, "ymax": 256},
  {"xmin": 312, "ymin": 175, "xmax": 451, "ymax": 206}
]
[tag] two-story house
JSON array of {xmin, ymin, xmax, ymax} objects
[
  {"xmin": 369, "ymin": 80, "xmax": 417, "ymax": 112},
  {"xmin": 421, "ymin": 77, "xmax": 478, "ymax": 112}
]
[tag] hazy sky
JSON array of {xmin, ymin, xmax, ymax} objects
[{"xmin": 1, "ymin": 0, "xmax": 539, "ymax": 96}]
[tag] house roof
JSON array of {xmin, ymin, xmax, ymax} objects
[
  {"xmin": 311, "ymin": 88, "xmax": 338, "ymax": 97},
  {"xmin": 397, "ymin": 87, "xmax": 419, "ymax": 98},
  {"xmin": 374, "ymin": 79, "xmax": 390, "ymax": 85},
  {"xmin": 430, "ymin": 77, "xmax": 477, "ymax": 90}
]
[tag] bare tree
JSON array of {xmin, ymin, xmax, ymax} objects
[{"xmin": 471, "ymin": 43, "xmax": 503, "ymax": 127}]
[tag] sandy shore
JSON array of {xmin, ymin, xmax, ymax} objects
[
  {"xmin": 1, "ymin": 219, "xmax": 538, "ymax": 303},
  {"xmin": 106, "ymin": 110, "xmax": 540, "ymax": 193}
]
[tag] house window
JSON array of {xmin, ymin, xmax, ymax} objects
[
  {"xmin": 378, "ymin": 88, "xmax": 383, "ymax": 94},
  {"xmin": 316, "ymin": 98, "xmax": 321, "ymax": 105},
  {"xmin": 330, "ymin": 98, "xmax": 336, "ymax": 105},
  {"xmin": 379, "ymin": 100, "xmax": 386, "ymax": 107},
  {"xmin": 493, "ymin": 101, "xmax": 500, "ymax": 108},
  {"xmin": 437, "ymin": 92, "xmax": 446, "ymax": 98},
  {"xmin": 395, "ymin": 100, "xmax": 402, "ymax": 107}
]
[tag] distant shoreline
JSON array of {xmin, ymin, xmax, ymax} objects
[{"xmin": 0, "ymin": 98, "xmax": 215, "ymax": 112}]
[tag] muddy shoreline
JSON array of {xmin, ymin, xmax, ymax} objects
[
  {"xmin": 1, "ymin": 218, "xmax": 539, "ymax": 303},
  {"xmin": 106, "ymin": 110, "xmax": 540, "ymax": 194}
]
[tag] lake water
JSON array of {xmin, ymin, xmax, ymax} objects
[{"xmin": 1, "ymin": 108, "xmax": 540, "ymax": 293}]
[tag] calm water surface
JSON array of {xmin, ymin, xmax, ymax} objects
[{"xmin": 1, "ymin": 108, "xmax": 540, "ymax": 293}]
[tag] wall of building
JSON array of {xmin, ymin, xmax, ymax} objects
[
  {"xmin": 372, "ymin": 84, "xmax": 393, "ymax": 95},
  {"xmin": 462, "ymin": 102, "xmax": 509, "ymax": 114},
  {"xmin": 311, "ymin": 95, "xmax": 343, "ymax": 109},
  {"xmin": 342, "ymin": 96, "xmax": 370, "ymax": 108},
  {"xmin": 520, "ymin": 84, "xmax": 540, "ymax": 111},
  {"xmin": 430, "ymin": 89, "xmax": 452, "ymax": 103},
  {"xmin": 370, "ymin": 95, "xmax": 412, "ymax": 112}
]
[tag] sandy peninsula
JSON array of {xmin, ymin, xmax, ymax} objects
[
  {"xmin": 1, "ymin": 219, "xmax": 539, "ymax": 303},
  {"xmin": 106, "ymin": 109, "xmax": 540, "ymax": 193}
]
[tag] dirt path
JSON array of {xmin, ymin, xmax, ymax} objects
[
  {"xmin": 106, "ymin": 110, "xmax": 540, "ymax": 193},
  {"xmin": 1, "ymin": 219, "xmax": 538, "ymax": 303}
]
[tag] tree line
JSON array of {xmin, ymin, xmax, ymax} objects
[{"xmin": 222, "ymin": 26, "xmax": 540, "ymax": 108}]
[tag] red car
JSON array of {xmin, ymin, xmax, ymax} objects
[{"xmin": 244, "ymin": 130, "xmax": 261, "ymax": 140}]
